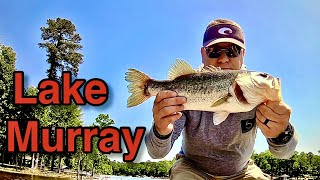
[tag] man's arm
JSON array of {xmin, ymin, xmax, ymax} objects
[
  {"xmin": 256, "ymin": 101, "xmax": 298, "ymax": 159},
  {"xmin": 267, "ymin": 123, "xmax": 298, "ymax": 159},
  {"xmin": 145, "ymin": 112, "xmax": 186, "ymax": 159},
  {"xmin": 145, "ymin": 90, "xmax": 187, "ymax": 159}
]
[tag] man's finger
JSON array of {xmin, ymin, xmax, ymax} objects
[
  {"xmin": 266, "ymin": 101, "xmax": 291, "ymax": 115},
  {"xmin": 256, "ymin": 117, "xmax": 287, "ymax": 138},
  {"xmin": 261, "ymin": 120, "xmax": 285, "ymax": 138},
  {"xmin": 256, "ymin": 109, "xmax": 267, "ymax": 124},
  {"xmin": 162, "ymin": 112, "xmax": 183, "ymax": 124},
  {"xmin": 256, "ymin": 118, "xmax": 270, "ymax": 131},
  {"xmin": 257, "ymin": 104, "xmax": 289, "ymax": 121},
  {"xmin": 155, "ymin": 112, "xmax": 183, "ymax": 132},
  {"xmin": 156, "ymin": 97, "xmax": 187, "ymax": 110},
  {"xmin": 154, "ymin": 90, "xmax": 177, "ymax": 103},
  {"xmin": 256, "ymin": 118, "xmax": 272, "ymax": 138},
  {"xmin": 158, "ymin": 105, "xmax": 184, "ymax": 119}
]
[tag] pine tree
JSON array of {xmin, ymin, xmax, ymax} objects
[{"xmin": 39, "ymin": 18, "xmax": 84, "ymax": 82}]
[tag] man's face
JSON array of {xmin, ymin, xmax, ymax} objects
[{"xmin": 201, "ymin": 42, "xmax": 244, "ymax": 70}]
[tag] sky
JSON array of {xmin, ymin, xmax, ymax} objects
[{"xmin": 0, "ymin": 0, "xmax": 319, "ymax": 162}]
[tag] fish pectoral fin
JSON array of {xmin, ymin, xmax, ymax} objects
[
  {"xmin": 167, "ymin": 59, "xmax": 197, "ymax": 80},
  {"xmin": 210, "ymin": 95, "xmax": 229, "ymax": 107},
  {"xmin": 212, "ymin": 112, "xmax": 230, "ymax": 125}
]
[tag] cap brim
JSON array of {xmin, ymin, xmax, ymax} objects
[{"xmin": 205, "ymin": 38, "xmax": 246, "ymax": 49}]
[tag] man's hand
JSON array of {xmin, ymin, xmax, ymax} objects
[
  {"xmin": 256, "ymin": 101, "xmax": 292, "ymax": 138},
  {"xmin": 153, "ymin": 90, "xmax": 187, "ymax": 136}
]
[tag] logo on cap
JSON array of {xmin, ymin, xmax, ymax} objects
[{"xmin": 218, "ymin": 27, "xmax": 233, "ymax": 35}]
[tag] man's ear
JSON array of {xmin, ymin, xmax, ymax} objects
[
  {"xmin": 241, "ymin": 48, "xmax": 246, "ymax": 56},
  {"xmin": 201, "ymin": 47, "xmax": 206, "ymax": 63},
  {"xmin": 240, "ymin": 49, "xmax": 245, "ymax": 65}
]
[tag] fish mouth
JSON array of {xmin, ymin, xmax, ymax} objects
[{"xmin": 233, "ymin": 82, "xmax": 248, "ymax": 104}]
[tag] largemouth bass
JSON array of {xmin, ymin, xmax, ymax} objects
[{"xmin": 125, "ymin": 59, "xmax": 282, "ymax": 125}]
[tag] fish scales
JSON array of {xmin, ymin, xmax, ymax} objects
[{"xmin": 147, "ymin": 72, "xmax": 238, "ymax": 99}]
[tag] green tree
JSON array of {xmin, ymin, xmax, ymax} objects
[
  {"xmin": 38, "ymin": 17, "xmax": 84, "ymax": 173},
  {"xmin": 0, "ymin": 44, "xmax": 17, "ymax": 164},
  {"xmin": 24, "ymin": 86, "xmax": 51, "ymax": 169},
  {"xmin": 72, "ymin": 114, "xmax": 115, "ymax": 178},
  {"xmin": 87, "ymin": 114, "xmax": 115, "ymax": 176},
  {"xmin": 39, "ymin": 17, "xmax": 83, "ymax": 82},
  {"xmin": 94, "ymin": 114, "xmax": 115, "ymax": 127},
  {"xmin": 71, "ymin": 136, "xmax": 86, "ymax": 179},
  {"xmin": 252, "ymin": 150, "xmax": 320, "ymax": 178},
  {"xmin": 155, "ymin": 160, "xmax": 172, "ymax": 177},
  {"xmin": 48, "ymin": 104, "xmax": 83, "ymax": 172},
  {"xmin": 312, "ymin": 155, "xmax": 320, "ymax": 177}
]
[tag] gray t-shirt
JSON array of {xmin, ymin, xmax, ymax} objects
[{"xmin": 145, "ymin": 108, "xmax": 298, "ymax": 176}]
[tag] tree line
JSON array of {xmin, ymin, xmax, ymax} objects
[
  {"xmin": 252, "ymin": 150, "xmax": 320, "ymax": 178},
  {"xmin": 97, "ymin": 150, "xmax": 320, "ymax": 178}
]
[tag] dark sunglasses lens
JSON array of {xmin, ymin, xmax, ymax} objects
[
  {"xmin": 208, "ymin": 51, "xmax": 221, "ymax": 58},
  {"xmin": 207, "ymin": 45, "xmax": 241, "ymax": 58},
  {"xmin": 226, "ymin": 48, "xmax": 239, "ymax": 58}
]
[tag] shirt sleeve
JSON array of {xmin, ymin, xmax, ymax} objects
[
  {"xmin": 145, "ymin": 111, "xmax": 187, "ymax": 159},
  {"xmin": 267, "ymin": 124, "xmax": 299, "ymax": 159}
]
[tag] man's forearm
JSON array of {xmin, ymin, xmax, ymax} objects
[
  {"xmin": 145, "ymin": 124, "xmax": 173, "ymax": 159},
  {"xmin": 145, "ymin": 112, "xmax": 186, "ymax": 159},
  {"xmin": 267, "ymin": 124, "xmax": 298, "ymax": 159}
]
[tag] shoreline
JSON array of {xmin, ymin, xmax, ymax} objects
[
  {"xmin": 0, "ymin": 166, "xmax": 75, "ymax": 179},
  {"xmin": 0, "ymin": 166, "xmax": 170, "ymax": 179}
]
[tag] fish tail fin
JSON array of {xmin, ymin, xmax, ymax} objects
[{"xmin": 125, "ymin": 68, "xmax": 151, "ymax": 107}]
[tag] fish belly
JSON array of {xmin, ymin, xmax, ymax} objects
[{"xmin": 182, "ymin": 95, "xmax": 257, "ymax": 113}]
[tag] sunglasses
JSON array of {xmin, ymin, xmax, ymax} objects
[{"xmin": 205, "ymin": 45, "xmax": 241, "ymax": 58}]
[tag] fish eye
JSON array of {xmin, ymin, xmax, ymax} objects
[{"xmin": 259, "ymin": 73, "xmax": 268, "ymax": 78}]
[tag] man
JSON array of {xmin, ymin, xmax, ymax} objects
[{"xmin": 145, "ymin": 19, "xmax": 298, "ymax": 179}]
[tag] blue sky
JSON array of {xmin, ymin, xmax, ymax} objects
[{"xmin": 0, "ymin": 0, "xmax": 319, "ymax": 162}]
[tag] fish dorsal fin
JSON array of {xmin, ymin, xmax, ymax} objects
[
  {"xmin": 168, "ymin": 59, "xmax": 196, "ymax": 80},
  {"xmin": 199, "ymin": 65, "xmax": 222, "ymax": 73},
  {"xmin": 206, "ymin": 65, "xmax": 222, "ymax": 72},
  {"xmin": 196, "ymin": 64, "xmax": 204, "ymax": 73}
]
